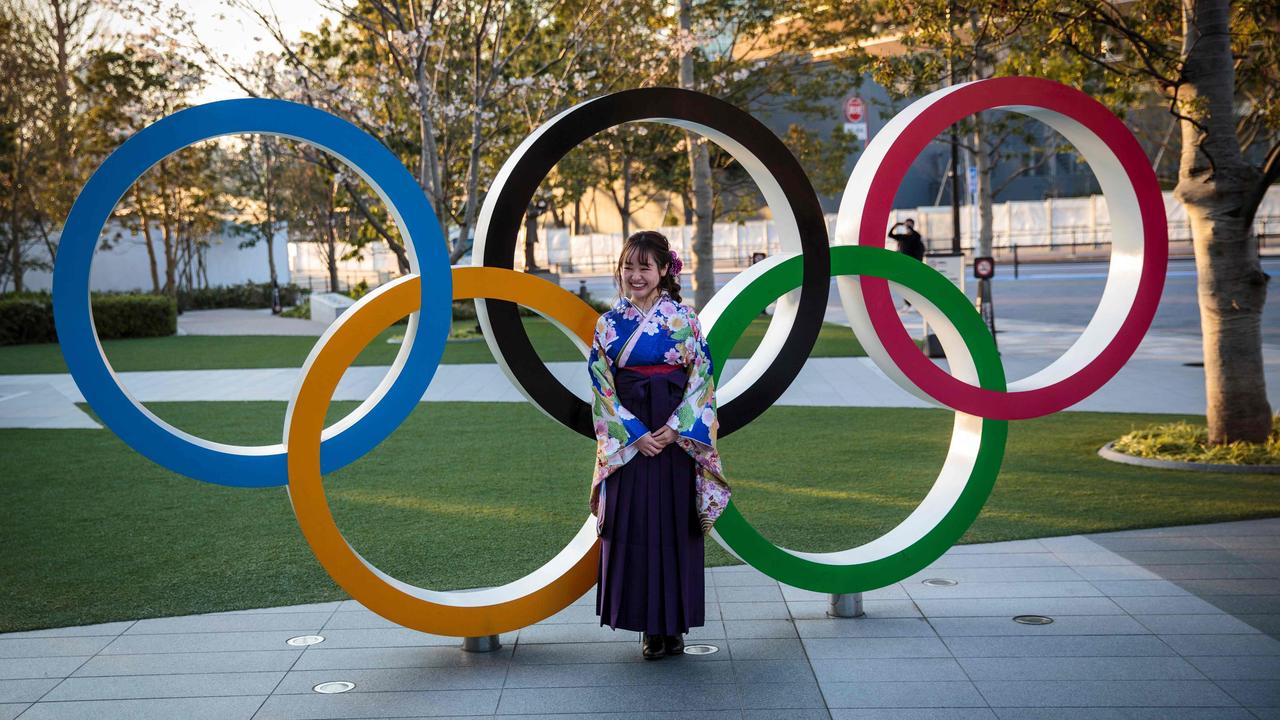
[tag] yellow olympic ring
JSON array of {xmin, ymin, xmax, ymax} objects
[{"xmin": 286, "ymin": 266, "xmax": 602, "ymax": 636}]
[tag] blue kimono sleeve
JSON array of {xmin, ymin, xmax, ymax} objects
[
  {"xmin": 664, "ymin": 309, "xmax": 717, "ymax": 448},
  {"xmin": 589, "ymin": 316, "xmax": 651, "ymax": 467}
]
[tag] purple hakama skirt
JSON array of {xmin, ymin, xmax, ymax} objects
[{"xmin": 596, "ymin": 365, "xmax": 705, "ymax": 635}]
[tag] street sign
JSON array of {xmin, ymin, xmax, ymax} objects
[
  {"xmin": 974, "ymin": 256, "xmax": 995, "ymax": 279},
  {"xmin": 843, "ymin": 122, "xmax": 868, "ymax": 141},
  {"xmin": 924, "ymin": 252, "xmax": 965, "ymax": 292},
  {"xmin": 844, "ymin": 96, "xmax": 865, "ymax": 123}
]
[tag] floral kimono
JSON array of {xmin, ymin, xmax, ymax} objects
[{"xmin": 588, "ymin": 291, "xmax": 732, "ymax": 535}]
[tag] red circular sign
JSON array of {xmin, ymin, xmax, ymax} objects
[{"xmin": 844, "ymin": 97, "xmax": 865, "ymax": 123}]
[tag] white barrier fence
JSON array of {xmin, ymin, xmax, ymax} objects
[{"xmin": 534, "ymin": 186, "xmax": 1280, "ymax": 274}]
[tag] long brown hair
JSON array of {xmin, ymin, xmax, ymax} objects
[{"xmin": 614, "ymin": 230, "xmax": 682, "ymax": 303}]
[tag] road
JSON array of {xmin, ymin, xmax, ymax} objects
[{"xmin": 565, "ymin": 257, "xmax": 1280, "ymax": 350}]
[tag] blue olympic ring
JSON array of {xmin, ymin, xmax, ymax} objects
[{"xmin": 52, "ymin": 99, "xmax": 452, "ymax": 487}]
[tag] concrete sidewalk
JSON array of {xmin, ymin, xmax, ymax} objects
[{"xmin": 2, "ymin": 518, "xmax": 1277, "ymax": 719}]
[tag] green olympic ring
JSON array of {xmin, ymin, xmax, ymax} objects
[{"xmin": 704, "ymin": 245, "xmax": 1007, "ymax": 593}]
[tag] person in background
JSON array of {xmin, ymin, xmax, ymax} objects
[{"xmin": 888, "ymin": 218, "xmax": 925, "ymax": 261}]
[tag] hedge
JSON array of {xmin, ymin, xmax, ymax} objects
[
  {"xmin": 0, "ymin": 293, "xmax": 176, "ymax": 346},
  {"xmin": 177, "ymin": 283, "xmax": 306, "ymax": 312}
]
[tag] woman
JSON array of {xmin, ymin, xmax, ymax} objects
[{"xmin": 587, "ymin": 230, "xmax": 731, "ymax": 660}]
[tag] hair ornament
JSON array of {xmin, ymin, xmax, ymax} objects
[{"xmin": 668, "ymin": 250, "xmax": 683, "ymax": 275}]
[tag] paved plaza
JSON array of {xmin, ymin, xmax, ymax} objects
[{"xmin": 1, "ymin": 518, "xmax": 1277, "ymax": 719}]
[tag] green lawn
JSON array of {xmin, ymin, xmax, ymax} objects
[
  {"xmin": 0, "ymin": 316, "xmax": 866, "ymax": 374},
  {"xmin": 2, "ymin": 402, "xmax": 1278, "ymax": 632}
]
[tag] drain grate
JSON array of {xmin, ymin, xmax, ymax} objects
[
  {"xmin": 683, "ymin": 644, "xmax": 719, "ymax": 655},
  {"xmin": 286, "ymin": 635, "xmax": 325, "ymax": 647},
  {"xmin": 313, "ymin": 681, "xmax": 355, "ymax": 694},
  {"xmin": 922, "ymin": 578, "xmax": 958, "ymax": 587},
  {"xmin": 1013, "ymin": 615, "xmax": 1055, "ymax": 625}
]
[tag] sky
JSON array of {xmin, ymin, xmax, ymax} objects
[{"xmin": 106, "ymin": 0, "xmax": 340, "ymax": 103}]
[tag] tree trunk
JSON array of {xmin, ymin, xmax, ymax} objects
[
  {"xmin": 1175, "ymin": 0, "xmax": 1271, "ymax": 443},
  {"xmin": 133, "ymin": 187, "xmax": 160, "ymax": 293},
  {"xmin": 524, "ymin": 207, "xmax": 540, "ymax": 271},
  {"xmin": 621, "ymin": 154, "xmax": 632, "ymax": 239},
  {"xmin": 680, "ymin": 0, "xmax": 714, "ymax": 309}
]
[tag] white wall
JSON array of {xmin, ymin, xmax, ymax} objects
[{"xmin": 21, "ymin": 223, "xmax": 290, "ymax": 293}]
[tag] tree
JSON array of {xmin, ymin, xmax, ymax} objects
[
  {"xmin": 227, "ymin": 136, "xmax": 284, "ymax": 287},
  {"xmin": 1024, "ymin": 0, "xmax": 1278, "ymax": 443},
  {"xmin": 0, "ymin": 6, "xmax": 52, "ymax": 292}
]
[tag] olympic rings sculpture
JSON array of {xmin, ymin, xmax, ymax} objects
[{"xmin": 53, "ymin": 78, "xmax": 1166, "ymax": 637}]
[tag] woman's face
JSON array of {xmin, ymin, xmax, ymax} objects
[{"xmin": 621, "ymin": 247, "xmax": 666, "ymax": 303}]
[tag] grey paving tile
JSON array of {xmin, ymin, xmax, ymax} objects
[
  {"xmin": 780, "ymin": 585, "xmax": 909, "ymax": 602},
  {"xmin": 293, "ymin": 645, "xmax": 513, "ymax": 670},
  {"xmin": 905, "ymin": 567, "xmax": 1083, "ymax": 584},
  {"xmin": 509, "ymin": 623, "xmax": 634, "ymax": 644},
  {"xmin": 498, "ymin": 713, "xmax": 741, "ymax": 720},
  {"xmin": 255, "ymin": 689, "xmax": 500, "ymax": 718},
  {"xmin": 15, "ymin": 696, "xmax": 265, "ymax": 719},
  {"xmin": 313, "ymin": 628, "xmax": 517, "ymax": 649},
  {"xmin": 44, "ymin": 671, "xmax": 283, "ymax": 701},
  {"xmin": 0, "ymin": 622, "xmax": 134, "ymax": 639},
  {"xmin": 787, "ymin": 600, "xmax": 922, "ymax": 620},
  {"xmin": 1144, "ymin": 563, "xmax": 1272, "ymax": 580},
  {"xmin": 0, "ymin": 704, "xmax": 26, "ymax": 720},
  {"xmin": 1051, "ymin": 552, "xmax": 1141, "ymax": 567},
  {"xmin": 1134, "ymin": 614, "xmax": 1263, "ymax": 635},
  {"xmin": 220, "ymin": 601, "xmax": 342, "ymax": 615},
  {"xmin": 915, "ymin": 597, "xmax": 1126, "ymax": 618},
  {"xmin": 1196, "ymin": 595, "xmax": 1280, "ymax": 614},
  {"xmin": 957, "ymin": 656, "xmax": 1204, "ymax": 681},
  {"xmin": 740, "ymin": 680, "xmax": 826, "ymax": 709},
  {"xmin": 503, "ymin": 659, "xmax": 733, "ymax": 688},
  {"xmin": 1089, "ymin": 580, "xmax": 1193, "ymax": 597},
  {"xmin": 991, "ymin": 707, "xmax": 1255, "ymax": 719},
  {"xmin": 1040, "ymin": 535, "xmax": 1109, "ymax": 553},
  {"xmin": 942, "ymin": 635, "xmax": 1176, "ymax": 658},
  {"xmin": 802, "ymin": 637, "xmax": 952, "ymax": 659},
  {"xmin": 810, "ymin": 658, "xmax": 968, "ymax": 683},
  {"xmin": 98, "ymin": 631, "xmax": 301, "ymax": 654},
  {"xmin": 0, "ymin": 657, "xmax": 87, "ymax": 680},
  {"xmin": 1186, "ymin": 655, "xmax": 1280, "ymax": 680},
  {"xmin": 723, "ymin": 619, "xmax": 797, "ymax": 639},
  {"xmin": 928, "ymin": 615, "xmax": 1150, "ymax": 637},
  {"xmin": 318, "ymin": 609, "xmax": 402, "ymax": 630},
  {"xmin": 820, "ymin": 680, "xmax": 987, "ymax": 708},
  {"xmin": 1158, "ymin": 633, "xmax": 1280, "ymax": 656},
  {"xmin": 906, "ymin": 581, "xmax": 1102, "ymax": 600},
  {"xmin": 1110, "ymin": 595, "xmax": 1227, "ymax": 615},
  {"xmin": 496, "ymin": 684, "xmax": 740, "ymax": 714},
  {"xmin": 1107, "ymin": 550, "xmax": 1244, "ymax": 565},
  {"xmin": 713, "ymin": 570, "xmax": 781, "ymax": 586},
  {"xmin": 974, "ymin": 680, "xmax": 1238, "ymax": 708},
  {"xmin": 0, "ymin": 636, "xmax": 113, "ymax": 658},
  {"xmin": 725, "ymin": 638, "xmax": 807, "ymax": 661},
  {"xmin": 1094, "ymin": 536, "xmax": 1226, "ymax": 551},
  {"xmin": 744, "ymin": 710, "xmax": 832, "ymax": 720},
  {"xmin": 73, "ymin": 649, "xmax": 300, "ymax": 676},
  {"xmin": 1219, "ymin": 680, "xmax": 1280, "ymax": 707},
  {"xmin": 831, "ymin": 711, "xmax": 996, "ymax": 720},
  {"xmin": 1071, "ymin": 565, "xmax": 1164, "ymax": 581},
  {"xmin": 511, "ymin": 641, "xmax": 726, "ymax": 665},
  {"xmin": 1212, "ymin": 535, "xmax": 1280, "ymax": 549},
  {"xmin": 1177, "ymin": 579, "xmax": 1280, "ymax": 596},
  {"xmin": 0, "ymin": 678, "xmax": 57, "ymax": 703},
  {"xmin": 276, "ymin": 666, "xmax": 507, "ymax": 693},
  {"xmin": 795, "ymin": 619, "xmax": 936, "ymax": 639},
  {"xmin": 125, "ymin": 612, "xmax": 330, "ymax": 635},
  {"xmin": 948, "ymin": 540, "xmax": 1048, "ymax": 554},
  {"xmin": 719, "ymin": 602, "xmax": 790, "ymax": 620},
  {"xmin": 718, "ymin": 585, "xmax": 786, "ymax": 603},
  {"xmin": 1239, "ymin": 613, "xmax": 1280, "ymax": 636},
  {"xmin": 927, "ymin": 553, "xmax": 1066, "ymax": 568},
  {"xmin": 732, "ymin": 658, "xmax": 819, "ymax": 685}
]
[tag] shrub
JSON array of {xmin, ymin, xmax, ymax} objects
[
  {"xmin": 177, "ymin": 283, "xmax": 306, "ymax": 311},
  {"xmin": 0, "ymin": 293, "xmax": 176, "ymax": 346},
  {"xmin": 1112, "ymin": 418, "xmax": 1280, "ymax": 465}
]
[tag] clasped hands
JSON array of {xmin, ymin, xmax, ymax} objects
[{"xmin": 634, "ymin": 425, "xmax": 679, "ymax": 457}]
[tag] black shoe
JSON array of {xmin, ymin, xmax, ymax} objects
[
  {"xmin": 663, "ymin": 634, "xmax": 684, "ymax": 655},
  {"xmin": 641, "ymin": 633, "xmax": 665, "ymax": 660}
]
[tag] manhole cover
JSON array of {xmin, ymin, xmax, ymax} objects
[
  {"xmin": 922, "ymin": 578, "xmax": 958, "ymax": 587},
  {"xmin": 1013, "ymin": 615, "xmax": 1055, "ymax": 625},
  {"xmin": 683, "ymin": 644, "xmax": 719, "ymax": 655},
  {"xmin": 287, "ymin": 635, "xmax": 325, "ymax": 647},
  {"xmin": 313, "ymin": 681, "xmax": 355, "ymax": 694}
]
